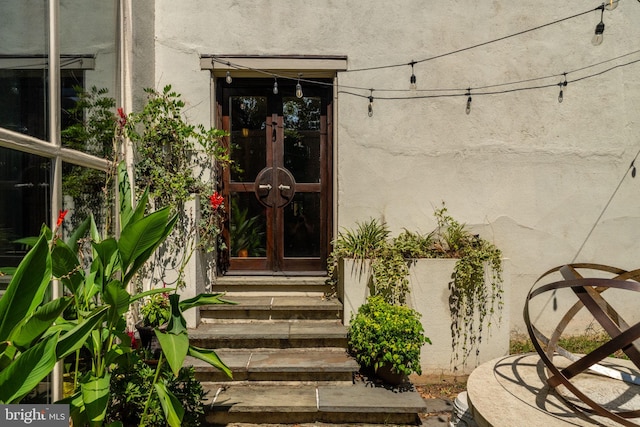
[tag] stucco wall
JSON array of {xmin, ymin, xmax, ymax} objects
[{"xmin": 107, "ymin": 1, "xmax": 640, "ymax": 334}]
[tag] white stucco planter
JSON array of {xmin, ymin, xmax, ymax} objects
[{"xmin": 339, "ymin": 258, "xmax": 511, "ymax": 376}]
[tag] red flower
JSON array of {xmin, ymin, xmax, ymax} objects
[
  {"xmin": 117, "ymin": 107, "xmax": 127, "ymax": 129},
  {"xmin": 209, "ymin": 192, "xmax": 224, "ymax": 210},
  {"xmin": 126, "ymin": 331, "xmax": 138, "ymax": 349},
  {"xmin": 56, "ymin": 210, "xmax": 68, "ymax": 227}
]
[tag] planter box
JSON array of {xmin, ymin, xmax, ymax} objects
[{"xmin": 339, "ymin": 258, "xmax": 511, "ymax": 376}]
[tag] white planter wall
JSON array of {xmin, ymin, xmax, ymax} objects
[{"xmin": 340, "ymin": 258, "xmax": 511, "ymax": 376}]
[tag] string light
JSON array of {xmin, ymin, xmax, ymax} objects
[
  {"xmin": 368, "ymin": 89, "xmax": 374, "ymax": 117},
  {"xmin": 465, "ymin": 88, "xmax": 472, "ymax": 115},
  {"xmin": 558, "ymin": 73, "xmax": 567, "ymax": 103},
  {"xmin": 273, "ymin": 78, "xmax": 279, "ymax": 94},
  {"xmin": 296, "ymin": 73, "xmax": 303, "ymax": 98},
  {"xmin": 592, "ymin": 5, "xmax": 605, "ymax": 46},
  {"xmin": 604, "ymin": 0, "xmax": 619, "ymax": 10},
  {"xmin": 409, "ymin": 61, "xmax": 417, "ymax": 91},
  {"xmin": 225, "ymin": 70, "xmax": 232, "ymax": 84}
]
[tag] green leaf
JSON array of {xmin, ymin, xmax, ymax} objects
[
  {"xmin": 179, "ymin": 293, "xmax": 236, "ymax": 312},
  {"xmin": 188, "ymin": 346, "xmax": 232, "ymax": 379},
  {"xmin": 118, "ymin": 206, "xmax": 172, "ymax": 276},
  {"xmin": 52, "ymin": 241, "xmax": 83, "ymax": 294},
  {"xmin": 155, "ymin": 329, "xmax": 189, "ymax": 376},
  {"xmin": 122, "ymin": 212, "xmax": 178, "ymax": 285},
  {"xmin": 80, "ymin": 373, "xmax": 111, "ymax": 426},
  {"xmin": 103, "ymin": 280, "xmax": 130, "ymax": 325},
  {"xmin": 66, "ymin": 215, "xmax": 92, "ymax": 254},
  {"xmin": 56, "ymin": 390, "xmax": 88, "ymax": 427},
  {"xmin": 56, "ymin": 306, "xmax": 108, "ymax": 360},
  {"xmin": 154, "ymin": 382, "xmax": 184, "ymax": 427},
  {"xmin": 117, "ymin": 161, "xmax": 134, "ymax": 229},
  {"xmin": 10, "ymin": 297, "xmax": 73, "ymax": 349},
  {"xmin": 166, "ymin": 293, "xmax": 187, "ymax": 335},
  {"xmin": 0, "ymin": 332, "xmax": 58, "ymax": 403},
  {"xmin": 0, "ymin": 234, "xmax": 52, "ymax": 341},
  {"xmin": 92, "ymin": 238, "xmax": 120, "ymax": 283},
  {"xmin": 129, "ymin": 286, "xmax": 176, "ymax": 305}
]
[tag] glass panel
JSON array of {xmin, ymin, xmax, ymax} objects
[
  {"xmin": 230, "ymin": 96, "xmax": 267, "ymax": 182},
  {"xmin": 283, "ymin": 97, "xmax": 321, "ymax": 183},
  {"xmin": 0, "ymin": 148, "xmax": 51, "ymax": 267},
  {"xmin": 284, "ymin": 193, "xmax": 320, "ymax": 257},
  {"xmin": 62, "ymin": 162, "xmax": 111, "ymax": 234},
  {"xmin": 229, "ymin": 192, "xmax": 266, "ymax": 258}
]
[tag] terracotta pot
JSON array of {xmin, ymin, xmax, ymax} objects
[{"xmin": 237, "ymin": 248, "xmax": 249, "ymax": 257}]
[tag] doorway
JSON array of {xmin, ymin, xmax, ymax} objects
[{"xmin": 217, "ymin": 78, "xmax": 333, "ymax": 273}]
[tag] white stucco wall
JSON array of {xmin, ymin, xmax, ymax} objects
[{"xmin": 147, "ymin": 0, "xmax": 640, "ymax": 335}]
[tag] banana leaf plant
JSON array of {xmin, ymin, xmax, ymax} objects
[{"xmin": 0, "ymin": 162, "xmax": 233, "ymax": 427}]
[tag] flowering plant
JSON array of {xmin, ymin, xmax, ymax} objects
[{"xmin": 140, "ymin": 291, "xmax": 171, "ymax": 327}]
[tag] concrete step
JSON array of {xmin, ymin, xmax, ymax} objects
[
  {"xmin": 186, "ymin": 347, "xmax": 358, "ymax": 383},
  {"xmin": 212, "ymin": 275, "xmax": 331, "ymax": 295},
  {"xmin": 203, "ymin": 383, "xmax": 426, "ymax": 425},
  {"xmin": 189, "ymin": 320, "xmax": 348, "ymax": 349},
  {"xmin": 200, "ymin": 295, "xmax": 343, "ymax": 322}
]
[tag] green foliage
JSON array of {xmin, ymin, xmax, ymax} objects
[
  {"xmin": 139, "ymin": 293, "xmax": 171, "ymax": 328},
  {"xmin": 107, "ymin": 356, "xmax": 206, "ymax": 427},
  {"xmin": 125, "ymin": 85, "xmax": 229, "ymax": 286},
  {"xmin": 229, "ymin": 198, "xmax": 265, "ymax": 257},
  {"xmin": 61, "ymin": 86, "xmax": 117, "ymax": 232},
  {"xmin": 328, "ymin": 203, "xmax": 504, "ymax": 366},
  {"xmin": 348, "ymin": 296, "xmax": 430, "ymax": 376}
]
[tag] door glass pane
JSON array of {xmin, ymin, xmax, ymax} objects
[
  {"xmin": 230, "ymin": 96, "xmax": 267, "ymax": 182},
  {"xmin": 283, "ymin": 97, "xmax": 321, "ymax": 183},
  {"xmin": 0, "ymin": 148, "xmax": 51, "ymax": 267},
  {"xmin": 229, "ymin": 192, "xmax": 266, "ymax": 258},
  {"xmin": 284, "ymin": 193, "xmax": 320, "ymax": 257}
]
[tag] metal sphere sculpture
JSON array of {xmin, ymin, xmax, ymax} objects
[{"xmin": 524, "ymin": 263, "xmax": 640, "ymax": 426}]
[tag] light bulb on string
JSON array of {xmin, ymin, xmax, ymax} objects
[
  {"xmin": 225, "ymin": 71, "xmax": 232, "ymax": 84},
  {"xmin": 273, "ymin": 78, "xmax": 279, "ymax": 95},
  {"xmin": 604, "ymin": 0, "xmax": 618, "ymax": 11},
  {"xmin": 409, "ymin": 61, "xmax": 417, "ymax": 91},
  {"xmin": 296, "ymin": 73, "xmax": 303, "ymax": 98},
  {"xmin": 465, "ymin": 89, "xmax": 472, "ymax": 115},
  {"xmin": 558, "ymin": 73, "xmax": 567, "ymax": 103},
  {"xmin": 368, "ymin": 90, "xmax": 374, "ymax": 117},
  {"xmin": 592, "ymin": 5, "xmax": 605, "ymax": 46}
]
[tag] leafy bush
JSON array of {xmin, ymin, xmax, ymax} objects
[
  {"xmin": 140, "ymin": 292, "xmax": 171, "ymax": 327},
  {"xmin": 348, "ymin": 296, "xmax": 431, "ymax": 376},
  {"xmin": 107, "ymin": 357, "xmax": 206, "ymax": 427}
]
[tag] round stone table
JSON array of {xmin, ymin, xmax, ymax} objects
[{"xmin": 467, "ymin": 353, "xmax": 640, "ymax": 427}]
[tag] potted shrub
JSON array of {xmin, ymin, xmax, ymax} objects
[{"xmin": 348, "ymin": 295, "xmax": 431, "ymax": 385}]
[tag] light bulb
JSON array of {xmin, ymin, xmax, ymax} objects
[
  {"xmin": 273, "ymin": 80, "xmax": 278, "ymax": 95},
  {"xmin": 409, "ymin": 61, "xmax": 417, "ymax": 91},
  {"xmin": 592, "ymin": 8, "xmax": 605, "ymax": 46},
  {"xmin": 558, "ymin": 89, "xmax": 564, "ymax": 103},
  {"xmin": 592, "ymin": 23, "xmax": 605, "ymax": 45},
  {"xmin": 604, "ymin": 0, "xmax": 618, "ymax": 10},
  {"xmin": 295, "ymin": 74, "xmax": 303, "ymax": 98},
  {"xmin": 225, "ymin": 71, "xmax": 232, "ymax": 84},
  {"xmin": 466, "ymin": 96, "xmax": 472, "ymax": 115},
  {"xmin": 368, "ymin": 95, "xmax": 374, "ymax": 117}
]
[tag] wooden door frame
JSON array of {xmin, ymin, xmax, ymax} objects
[{"xmin": 214, "ymin": 77, "xmax": 334, "ymax": 274}]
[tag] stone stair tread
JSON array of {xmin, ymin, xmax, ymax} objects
[
  {"xmin": 202, "ymin": 295, "xmax": 341, "ymax": 311},
  {"xmin": 190, "ymin": 321, "xmax": 347, "ymax": 340},
  {"xmin": 186, "ymin": 348, "xmax": 358, "ymax": 373},
  {"xmin": 206, "ymin": 383, "xmax": 427, "ymax": 414}
]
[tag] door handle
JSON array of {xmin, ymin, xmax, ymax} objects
[
  {"xmin": 278, "ymin": 184, "xmax": 291, "ymax": 191},
  {"xmin": 259, "ymin": 184, "xmax": 272, "ymax": 190}
]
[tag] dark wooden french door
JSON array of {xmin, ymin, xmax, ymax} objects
[{"xmin": 217, "ymin": 78, "xmax": 333, "ymax": 273}]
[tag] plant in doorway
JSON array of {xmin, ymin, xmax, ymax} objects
[{"xmin": 229, "ymin": 198, "xmax": 265, "ymax": 257}]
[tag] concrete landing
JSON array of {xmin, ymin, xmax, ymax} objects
[
  {"xmin": 206, "ymin": 383, "xmax": 426, "ymax": 425},
  {"xmin": 467, "ymin": 353, "xmax": 640, "ymax": 427}
]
